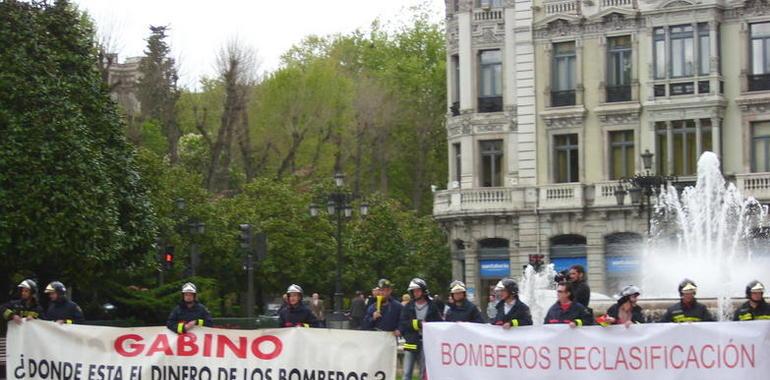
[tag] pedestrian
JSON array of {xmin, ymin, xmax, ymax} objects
[
  {"xmin": 349, "ymin": 291, "xmax": 366, "ymax": 330},
  {"xmin": 660, "ymin": 279, "xmax": 715, "ymax": 323},
  {"xmin": 279, "ymin": 284, "xmax": 319, "ymax": 328},
  {"xmin": 310, "ymin": 293, "xmax": 325, "ymax": 327},
  {"xmin": 366, "ymin": 287, "xmax": 381, "ymax": 309},
  {"xmin": 444, "ymin": 281, "xmax": 485, "ymax": 323},
  {"xmin": 399, "ymin": 278, "xmax": 442, "ymax": 380},
  {"xmin": 492, "ymin": 279, "xmax": 533, "ymax": 328},
  {"xmin": 568, "ymin": 265, "xmax": 591, "ymax": 309},
  {"xmin": 42, "ymin": 281, "xmax": 84, "ymax": 324},
  {"xmin": 597, "ymin": 285, "xmax": 644, "ymax": 327},
  {"xmin": 486, "ymin": 294, "xmax": 497, "ymax": 321},
  {"xmin": 166, "ymin": 282, "xmax": 213, "ymax": 334},
  {"xmin": 1, "ymin": 279, "xmax": 44, "ymax": 324},
  {"xmin": 363, "ymin": 279, "xmax": 403, "ymax": 334},
  {"xmin": 733, "ymin": 280, "xmax": 770, "ymax": 321},
  {"xmin": 401, "ymin": 294, "xmax": 411, "ymax": 305},
  {"xmin": 544, "ymin": 282, "xmax": 593, "ymax": 327},
  {"xmin": 433, "ymin": 294, "xmax": 446, "ymax": 319}
]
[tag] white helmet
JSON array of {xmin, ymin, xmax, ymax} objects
[
  {"xmin": 408, "ymin": 278, "xmax": 427, "ymax": 292},
  {"xmin": 449, "ymin": 280, "xmax": 467, "ymax": 294},
  {"xmin": 619, "ymin": 285, "xmax": 641, "ymax": 298},
  {"xmin": 181, "ymin": 282, "xmax": 197, "ymax": 293},
  {"xmin": 18, "ymin": 279, "xmax": 38, "ymax": 293},
  {"xmin": 286, "ymin": 284, "xmax": 303, "ymax": 295}
]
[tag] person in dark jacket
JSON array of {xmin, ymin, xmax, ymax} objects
[
  {"xmin": 166, "ymin": 282, "xmax": 213, "ymax": 334},
  {"xmin": 42, "ymin": 281, "xmax": 84, "ymax": 324},
  {"xmin": 597, "ymin": 285, "xmax": 645, "ymax": 327},
  {"xmin": 363, "ymin": 278, "xmax": 403, "ymax": 333},
  {"xmin": 544, "ymin": 282, "xmax": 594, "ymax": 327},
  {"xmin": 399, "ymin": 278, "xmax": 442, "ymax": 380},
  {"xmin": 1, "ymin": 279, "xmax": 44, "ymax": 324},
  {"xmin": 492, "ymin": 278, "xmax": 533, "ymax": 328},
  {"xmin": 444, "ymin": 280, "xmax": 484, "ymax": 323},
  {"xmin": 278, "ymin": 284, "xmax": 319, "ymax": 328},
  {"xmin": 568, "ymin": 265, "xmax": 591, "ymax": 309},
  {"xmin": 660, "ymin": 279, "xmax": 715, "ymax": 323},
  {"xmin": 733, "ymin": 280, "xmax": 770, "ymax": 321},
  {"xmin": 349, "ymin": 291, "xmax": 367, "ymax": 329}
]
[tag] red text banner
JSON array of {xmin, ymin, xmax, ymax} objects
[
  {"xmin": 424, "ymin": 320, "xmax": 770, "ymax": 380},
  {"xmin": 7, "ymin": 320, "xmax": 396, "ymax": 380}
]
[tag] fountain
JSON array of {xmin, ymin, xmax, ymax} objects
[{"xmin": 518, "ymin": 264, "xmax": 557, "ymax": 325}]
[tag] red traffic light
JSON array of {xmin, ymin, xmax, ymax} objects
[{"xmin": 164, "ymin": 253, "xmax": 174, "ymax": 263}]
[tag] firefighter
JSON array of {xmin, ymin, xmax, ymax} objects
[
  {"xmin": 733, "ymin": 280, "xmax": 770, "ymax": 321},
  {"xmin": 166, "ymin": 282, "xmax": 213, "ymax": 334},
  {"xmin": 660, "ymin": 279, "xmax": 715, "ymax": 323},
  {"xmin": 278, "ymin": 284, "xmax": 319, "ymax": 328},
  {"xmin": 492, "ymin": 278, "xmax": 533, "ymax": 328},
  {"xmin": 399, "ymin": 278, "xmax": 442, "ymax": 380},
  {"xmin": 544, "ymin": 281, "xmax": 594, "ymax": 327},
  {"xmin": 362, "ymin": 278, "xmax": 403, "ymax": 333},
  {"xmin": 42, "ymin": 281, "xmax": 84, "ymax": 324},
  {"xmin": 597, "ymin": 285, "xmax": 645, "ymax": 327},
  {"xmin": 1, "ymin": 279, "xmax": 44, "ymax": 324},
  {"xmin": 444, "ymin": 280, "xmax": 484, "ymax": 323}
]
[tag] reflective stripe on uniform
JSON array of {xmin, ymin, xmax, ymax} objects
[
  {"xmin": 575, "ymin": 319, "xmax": 583, "ymax": 327},
  {"xmin": 511, "ymin": 319, "xmax": 519, "ymax": 327},
  {"xmin": 197, "ymin": 319, "xmax": 204, "ymax": 326},
  {"xmin": 672, "ymin": 315, "xmax": 702, "ymax": 323},
  {"xmin": 403, "ymin": 343, "xmax": 418, "ymax": 351},
  {"xmin": 412, "ymin": 319, "xmax": 420, "ymax": 331},
  {"xmin": 177, "ymin": 322, "xmax": 185, "ymax": 334},
  {"xmin": 65, "ymin": 320, "xmax": 73, "ymax": 324},
  {"xmin": 756, "ymin": 315, "xmax": 770, "ymax": 320},
  {"xmin": 739, "ymin": 313, "xmax": 753, "ymax": 321},
  {"xmin": 3, "ymin": 309, "xmax": 13, "ymax": 320},
  {"xmin": 302, "ymin": 323, "xmax": 310, "ymax": 328}
]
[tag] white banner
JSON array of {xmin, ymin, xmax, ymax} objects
[
  {"xmin": 7, "ymin": 320, "xmax": 396, "ymax": 380},
  {"xmin": 424, "ymin": 321, "xmax": 770, "ymax": 380}
]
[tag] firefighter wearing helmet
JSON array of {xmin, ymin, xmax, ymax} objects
[
  {"xmin": 278, "ymin": 284, "xmax": 319, "ymax": 328},
  {"xmin": 444, "ymin": 280, "xmax": 484, "ymax": 323},
  {"xmin": 492, "ymin": 278, "xmax": 533, "ymax": 328},
  {"xmin": 733, "ymin": 280, "xmax": 770, "ymax": 321},
  {"xmin": 660, "ymin": 279, "xmax": 715, "ymax": 323},
  {"xmin": 398, "ymin": 278, "xmax": 442, "ymax": 380},
  {"xmin": 597, "ymin": 285, "xmax": 645, "ymax": 327},
  {"xmin": 1, "ymin": 279, "xmax": 44, "ymax": 324},
  {"xmin": 166, "ymin": 282, "xmax": 213, "ymax": 334},
  {"xmin": 41, "ymin": 281, "xmax": 84, "ymax": 324}
]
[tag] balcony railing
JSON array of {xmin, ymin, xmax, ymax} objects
[
  {"xmin": 736, "ymin": 173, "xmax": 770, "ymax": 201},
  {"xmin": 539, "ymin": 183, "xmax": 584, "ymax": 209},
  {"xmin": 450, "ymin": 101, "xmax": 460, "ymax": 116},
  {"xmin": 544, "ymin": 0, "xmax": 580, "ymax": 15},
  {"xmin": 601, "ymin": 0, "xmax": 633, "ymax": 7},
  {"xmin": 433, "ymin": 188, "xmax": 521, "ymax": 216},
  {"xmin": 551, "ymin": 90, "xmax": 576, "ymax": 107},
  {"xmin": 748, "ymin": 74, "xmax": 770, "ymax": 92},
  {"xmin": 606, "ymin": 85, "xmax": 631, "ymax": 103},
  {"xmin": 473, "ymin": 9, "xmax": 503, "ymax": 21},
  {"xmin": 478, "ymin": 96, "xmax": 503, "ymax": 113}
]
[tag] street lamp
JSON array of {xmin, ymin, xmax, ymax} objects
[
  {"xmin": 309, "ymin": 172, "xmax": 369, "ymax": 328},
  {"xmin": 614, "ymin": 150, "xmax": 677, "ymax": 235}
]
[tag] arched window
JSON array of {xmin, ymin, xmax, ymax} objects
[{"xmin": 549, "ymin": 234, "xmax": 587, "ymax": 273}]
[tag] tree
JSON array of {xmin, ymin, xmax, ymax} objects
[
  {"xmin": 137, "ymin": 25, "xmax": 181, "ymax": 163},
  {"xmin": 0, "ymin": 0, "xmax": 157, "ymax": 299}
]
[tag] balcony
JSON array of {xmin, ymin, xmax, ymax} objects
[
  {"xmin": 601, "ymin": 0, "xmax": 633, "ymax": 7},
  {"xmin": 473, "ymin": 9, "xmax": 503, "ymax": 22},
  {"xmin": 478, "ymin": 96, "xmax": 503, "ymax": 113},
  {"xmin": 748, "ymin": 74, "xmax": 770, "ymax": 92},
  {"xmin": 539, "ymin": 183, "xmax": 584, "ymax": 210},
  {"xmin": 551, "ymin": 90, "xmax": 576, "ymax": 107},
  {"xmin": 593, "ymin": 181, "xmax": 628, "ymax": 207},
  {"xmin": 544, "ymin": 0, "xmax": 580, "ymax": 15},
  {"xmin": 606, "ymin": 85, "xmax": 631, "ymax": 103},
  {"xmin": 433, "ymin": 188, "xmax": 524, "ymax": 217},
  {"xmin": 736, "ymin": 173, "xmax": 770, "ymax": 201}
]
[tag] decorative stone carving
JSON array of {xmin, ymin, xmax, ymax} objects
[
  {"xmin": 458, "ymin": 0, "xmax": 473, "ymax": 13},
  {"xmin": 737, "ymin": 96, "xmax": 770, "ymax": 114},
  {"xmin": 476, "ymin": 124, "xmax": 505, "ymax": 133},
  {"xmin": 473, "ymin": 27, "xmax": 504, "ymax": 45},
  {"xmin": 543, "ymin": 111, "xmax": 586, "ymax": 129},
  {"xmin": 597, "ymin": 112, "xmax": 640, "ymax": 126}
]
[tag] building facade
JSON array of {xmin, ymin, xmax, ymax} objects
[{"xmin": 436, "ymin": 0, "xmax": 770, "ymax": 306}]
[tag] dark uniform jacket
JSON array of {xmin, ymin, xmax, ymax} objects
[
  {"xmin": 278, "ymin": 302, "xmax": 319, "ymax": 328},
  {"xmin": 733, "ymin": 300, "xmax": 770, "ymax": 321},
  {"xmin": 660, "ymin": 300, "xmax": 715, "ymax": 323},
  {"xmin": 599, "ymin": 303, "xmax": 645, "ymax": 325},
  {"xmin": 571, "ymin": 280, "xmax": 591, "ymax": 308},
  {"xmin": 166, "ymin": 301, "xmax": 214, "ymax": 334},
  {"xmin": 2, "ymin": 298, "xmax": 44, "ymax": 321},
  {"xmin": 544, "ymin": 301, "xmax": 594, "ymax": 326},
  {"xmin": 492, "ymin": 299, "xmax": 533, "ymax": 327},
  {"xmin": 362, "ymin": 297, "xmax": 403, "ymax": 331},
  {"xmin": 444, "ymin": 300, "xmax": 484, "ymax": 323},
  {"xmin": 43, "ymin": 298, "xmax": 84, "ymax": 324},
  {"xmin": 399, "ymin": 299, "xmax": 443, "ymax": 352}
]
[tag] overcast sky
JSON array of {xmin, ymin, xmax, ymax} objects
[{"xmin": 74, "ymin": 0, "xmax": 445, "ymax": 89}]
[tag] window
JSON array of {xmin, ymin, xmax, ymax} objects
[
  {"xmin": 654, "ymin": 28, "xmax": 666, "ymax": 79},
  {"xmin": 698, "ymin": 23, "xmax": 710, "ymax": 75},
  {"xmin": 671, "ymin": 25, "xmax": 694, "ymax": 77},
  {"xmin": 479, "ymin": 50, "xmax": 502, "ymax": 112},
  {"xmin": 480, "ymin": 140, "xmax": 503, "ymax": 187},
  {"xmin": 453, "ymin": 143, "xmax": 462, "ymax": 185},
  {"xmin": 554, "ymin": 134, "xmax": 579, "ymax": 183},
  {"xmin": 654, "ymin": 24, "xmax": 714, "ymax": 80},
  {"xmin": 752, "ymin": 122, "xmax": 770, "ymax": 172},
  {"xmin": 478, "ymin": 0, "xmax": 504, "ymax": 7},
  {"xmin": 656, "ymin": 120, "xmax": 713, "ymax": 176},
  {"xmin": 610, "ymin": 131, "xmax": 635, "ymax": 179},
  {"xmin": 750, "ymin": 22, "xmax": 770, "ymax": 91},
  {"xmin": 552, "ymin": 42, "xmax": 576, "ymax": 107},
  {"xmin": 451, "ymin": 55, "xmax": 460, "ymax": 115},
  {"xmin": 607, "ymin": 36, "xmax": 632, "ymax": 102}
]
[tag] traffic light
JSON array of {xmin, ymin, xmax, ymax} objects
[
  {"xmin": 163, "ymin": 246, "xmax": 175, "ymax": 269},
  {"xmin": 239, "ymin": 224, "xmax": 252, "ymax": 250}
]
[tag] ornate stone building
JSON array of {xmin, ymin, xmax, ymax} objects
[{"xmin": 436, "ymin": 0, "xmax": 770, "ymax": 307}]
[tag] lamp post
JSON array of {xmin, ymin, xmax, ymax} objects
[
  {"xmin": 614, "ymin": 150, "xmax": 677, "ymax": 235},
  {"xmin": 175, "ymin": 198, "xmax": 206, "ymax": 277},
  {"xmin": 309, "ymin": 172, "xmax": 369, "ymax": 327}
]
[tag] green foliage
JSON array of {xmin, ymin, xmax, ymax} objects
[
  {"xmin": 0, "ymin": 0, "xmax": 156, "ymax": 294},
  {"xmin": 109, "ymin": 277, "xmax": 219, "ymax": 324}
]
